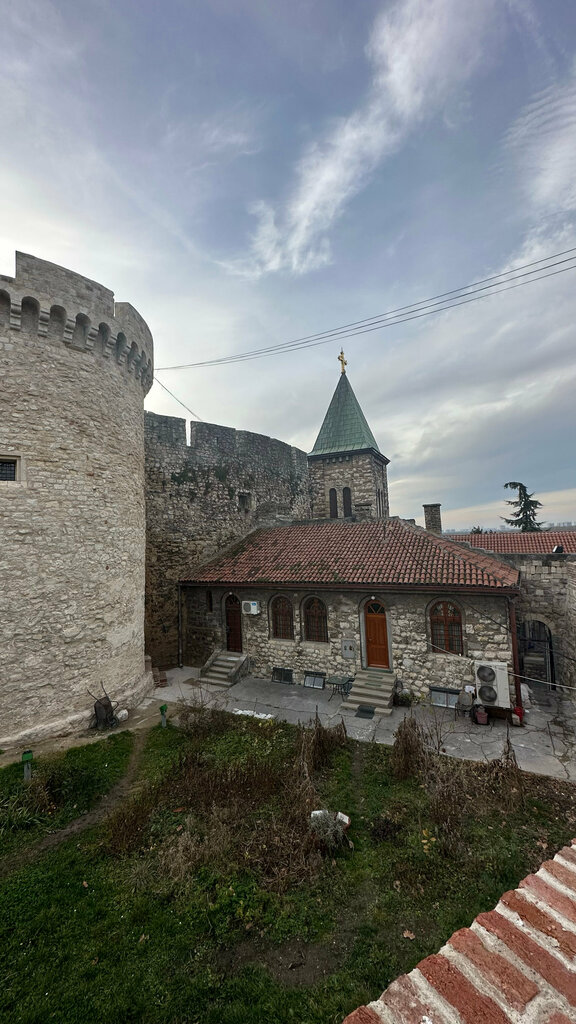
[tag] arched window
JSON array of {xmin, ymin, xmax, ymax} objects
[
  {"xmin": 430, "ymin": 601, "xmax": 463, "ymax": 655},
  {"xmin": 343, "ymin": 487, "xmax": 352, "ymax": 517},
  {"xmin": 329, "ymin": 488, "xmax": 338, "ymax": 519},
  {"xmin": 303, "ymin": 597, "xmax": 328, "ymax": 643},
  {"xmin": 271, "ymin": 596, "xmax": 294, "ymax": 639}
]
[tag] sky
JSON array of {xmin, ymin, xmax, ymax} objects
[{"xmin": 2, "ymin": 0, "xmax": 576, "ymax": 530}]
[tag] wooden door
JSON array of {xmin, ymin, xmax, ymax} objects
[
  {"xmin": 225, "ymin": 595, "xmax": 242, "ymax": 652},
  {"xmin": 365, "ymin": 601, "xmax": 389, "ymax": 668}
]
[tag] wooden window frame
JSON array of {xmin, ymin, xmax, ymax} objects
[
  {"xmin": 430, "ymin": 601, "xmax": 463, "ymax": 655},
  {"xmin": 303, "ymin": 597, "xmax": 328, "ymax": 643},
  {"xmin": 270, "ymin": 595, "xmax": 294, "ymax": 640}
]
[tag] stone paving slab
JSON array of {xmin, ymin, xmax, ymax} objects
[{"xmin": 150, "ymin": 667, "xmax": 576, "ymax": 782}]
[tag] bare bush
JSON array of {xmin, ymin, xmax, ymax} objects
[
  {"xmin": 390, "ymin": 715, "xmax": 428, "ymax": 780},
  {"xmin": 426, "ymin": 760, "xmax": 467, "ymax": 856},
  {"xmin": 484, "ymin": 728, "xmax": 525, "ymax": 811}
]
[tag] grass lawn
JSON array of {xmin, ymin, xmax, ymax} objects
[
  {"xmin": 1, "ymin": 709, "xmax": 575, "ymax": 1024},
  {"xmin": 0, "ymin": 731, "xmax": 134, "ymax": 858}
]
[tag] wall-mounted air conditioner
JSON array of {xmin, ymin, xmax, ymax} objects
[
  {"xmin": 242, "ymin": 600, "xmax": 260, "ymax": 615},
  {"xmin": 473, "ymin": 661, "xmax": 511, "ymax": 709}
]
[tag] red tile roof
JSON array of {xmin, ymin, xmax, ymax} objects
[
  {"xmin": 449, "ymin": 531, "xmax": 576, "ymax": 554},
  {"xmin": 181, "ymin": 518, "xmax": 519, "ymax": 590}
]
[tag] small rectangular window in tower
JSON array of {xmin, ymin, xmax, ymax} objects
[
  {"xmin": 238, "ymin": 492, "xmax": 251, "ymax": 513},
  {"xmin": 0, "ymin": 459, "xmax": 18, "ymax": 481},
  {"xmin": 206, "ymin": 590, "xmax": 213, "ymax": 612}
]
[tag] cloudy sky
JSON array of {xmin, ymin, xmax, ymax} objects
[{"xmin": 2, "ymin": 0, "xmax": 576, "ymax": 529}]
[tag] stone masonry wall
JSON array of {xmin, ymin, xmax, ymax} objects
[
  {"xmin": 0, "ymin": 253, "xmax": 153, "ymax": 747},
  {"xmin": 565, "ymin": 563, "xmax": 576, "ymax": 694},
  {"xmin": 183, "ymin": 586, "xmax": 513, "ymax": 694},
  {"xmin": 309, "ymin": 452, "xmax": 389, "ymax": 521},
  {"xmin": 453, "ymin": 544, "xmax": 576, "ymax": 692},
  {"xmin": 145, "ymin": 415, "xmax": 311, "ymax": 667}
]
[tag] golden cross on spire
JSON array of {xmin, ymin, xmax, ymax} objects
[{"xmin": 338, "ymin": 348, "xmax": 347, "ymax": 375}]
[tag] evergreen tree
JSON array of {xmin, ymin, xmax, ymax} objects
[
  {"xmin": 501, "ymin": 481, "xmax": 543, "ymax": 531},
  {"xmin": 471, "ymin": 525, "xmax": 483, "ymax": 534}
]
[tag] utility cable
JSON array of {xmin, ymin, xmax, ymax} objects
[
  {"xmin": 153, "ymin": 376, "xmax": 202, "ymax": 420},
  {"xmin": 156, "ymin": 247, "xmax": 576, "ymax": 371}
]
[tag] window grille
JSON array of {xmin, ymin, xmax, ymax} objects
[
  {"xmin": 430, "ymin": 601, "xmax": 463, "ymax": 655},
  {"xmin": 303, "ymin": 597, "xmax": 328, "ymax": 643},
  {"xmin": 271, "ymin": 596, "xmax": 294, "ymax": 639},
  {"xmin": 0, "ymin": 460, "xmax": 17, "ymax": 481}
]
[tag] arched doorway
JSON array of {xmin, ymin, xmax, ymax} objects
[
  {"xmin": 364, "ymin": 600, "xmax": 389, "ymax": 668},
  {"xmin": 518, "ymin": 619, "xmax": 555, "ymax": 690},
  {"xmin": 225, "ymin": 594, "xmax": 242, "ymax": 652}
]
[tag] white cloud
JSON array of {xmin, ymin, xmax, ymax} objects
[
  {"xmin": 229, "ymin": 0, "xmax": 498, "ymax": 277},
  {"xmin": 505, "ymin": 61, "xmax": 576, "ymax": 215}
]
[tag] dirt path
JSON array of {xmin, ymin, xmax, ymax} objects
[{"xmin": 0, "ymin": 726, "xmax": 151, "ymax": 880}]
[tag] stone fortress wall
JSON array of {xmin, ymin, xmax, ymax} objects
[
  {"xmin": 144, "ymin": 414, "xmax": 311, "ymax": 666},
  {"xmin": 182, "ymin": 585, "xmax": 513, "ymax": 692},
  {"xmin": 0, "ymin": 253, "xmax": 154, "ymax": 746}
]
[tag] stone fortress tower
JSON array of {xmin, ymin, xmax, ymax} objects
[{"xmin": 0, "ymin": 253, "xmax": 154, "ymax": 746}]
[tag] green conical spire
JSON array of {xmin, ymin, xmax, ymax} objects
[{"xmin": 309, "ymin": 373, "xmax": 381, "ymax": 457}]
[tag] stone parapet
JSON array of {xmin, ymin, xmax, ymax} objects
[{"xmin": 0, "ymin": 252, "xmax": 153, "ymax": 392}]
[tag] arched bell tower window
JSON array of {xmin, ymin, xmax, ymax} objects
[
  {"xmin": 303, "ymin": 597, "xmax": 328, "ymax": 643},
  {"xmin": 430, "ymin": 601, "xmax": 463, "ymax": 655},
  {"xmin": 329, "ymin": 488, "xmax": 338, "ymax": 519},
  {"xmin": 343, "ymin": 487, "xmax": 352, "ymax": 517}
]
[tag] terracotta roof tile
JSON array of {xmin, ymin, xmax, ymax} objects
[
  {"xmin": 449, "ymin": 531, "xmax": 576, "ymax": 554},
  {"xmin": 181, "ymin": 518, "xmax": 519, "ymax": 590}
]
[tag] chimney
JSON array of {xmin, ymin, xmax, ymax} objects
[{"xmin": 423, "ymin": 503, "xmax": 442, "ymax": 535}]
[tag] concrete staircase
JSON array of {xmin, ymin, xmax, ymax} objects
[
  {"xmin": 341, "ymin": 667, "xmax": 395, "ymax": 717},
  {"xmin": 200, "ymin": 650, "xmax": 247, "ymax": 688}
]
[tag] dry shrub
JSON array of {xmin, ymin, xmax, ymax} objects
[
  {"xmin": 299, "ymin": 713, "xmax": 347, "ymax": 774},
  {"xmin": 104, "ymin": 783, "xmax": 160, "ymax": 856},
  {"xmin": 426, "ymin": 760, "xmax": 467, "ymax": 855},
  {"xmin": 390, "ymin": 715, "xmax": 428, "ymax": 780},
  {"xmin": 484, "ymin": 729, "xmax": 525, "ymax": 811},
  {"xmin": 177, "ymin": 697, "xmax": 230, "ymax": 739}
]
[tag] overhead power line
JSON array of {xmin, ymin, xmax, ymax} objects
[
  {"xmin": 153, "ymin": 376, "xmax": 202, "ymax": 420},
  {"xmin": 155, "ymin": 246, "xmax": 576, "ymax": 372}
]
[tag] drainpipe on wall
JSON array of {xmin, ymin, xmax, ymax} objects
[
  {"xmin": 508, "ymin": 597, "xmax": 522, "ymax": 709},
  {"xmin": 177, "ymin": 584, "xmax": 183, "ymax": 668}
]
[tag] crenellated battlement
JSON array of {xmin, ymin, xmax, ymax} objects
[{"xmin": 0, "ymin": 252, "xmax": 153, "ymax": 392}]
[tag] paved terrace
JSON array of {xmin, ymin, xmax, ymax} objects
[{"xmin": 140, "ymin": 668, "xmax": 576, "ymax": 782}]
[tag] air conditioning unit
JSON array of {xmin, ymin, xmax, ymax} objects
[
  {"xmin": 242, "ymin": 600, "xmax": 260, "ymax": 615},
  {"xmin": 473, "ymin": 661, "xmax": 511, "ymax": 709}
]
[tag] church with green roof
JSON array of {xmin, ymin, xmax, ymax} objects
[{"xmin": 308, "ymin": 351, "xmax": 390, "ymax": 521}]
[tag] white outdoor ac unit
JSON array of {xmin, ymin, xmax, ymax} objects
[
  {"xmin": 473, "ymin": 661, "xmax": 511, "ymax": 709},
  {"xmin": 242, "ymin": 600, "xmax": 260, "ymax": 615}
]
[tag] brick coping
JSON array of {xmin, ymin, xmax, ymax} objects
[{"xmin": 344, "ymin": 840, "xmax": 576, "ymax": 1023}]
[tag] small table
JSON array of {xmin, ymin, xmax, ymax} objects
[{"xmin": 328, "ymin": 676, "xmax": 353, "ymax": 700}]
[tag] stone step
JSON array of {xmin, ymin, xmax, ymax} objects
[
  {"xmin": 347, "ymin": 683, "xmax": 394, "ymax": 699},
  {"xmin": 202, "ymin": 674, "xmax": 234, "ymax": 689}
]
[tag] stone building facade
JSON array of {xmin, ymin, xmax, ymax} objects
[
  {"xmin": 182, "ymin": 584, "xmax": 513, "ymax": 695},
  {"xmin": 181, "ymin": 518, "xmax": 519, "ymax": 700},
  {"xmin": 145, "ymin": 414, "xmax": 310, "ymax": 666},
  {"xmin": 0, "ymin": 253, "xmax": 154, "ymax": 746}
]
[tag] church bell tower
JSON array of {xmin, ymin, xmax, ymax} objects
[{"xmin": 308, "ymin": 351, "xmax": 390, "ymax": 521}]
